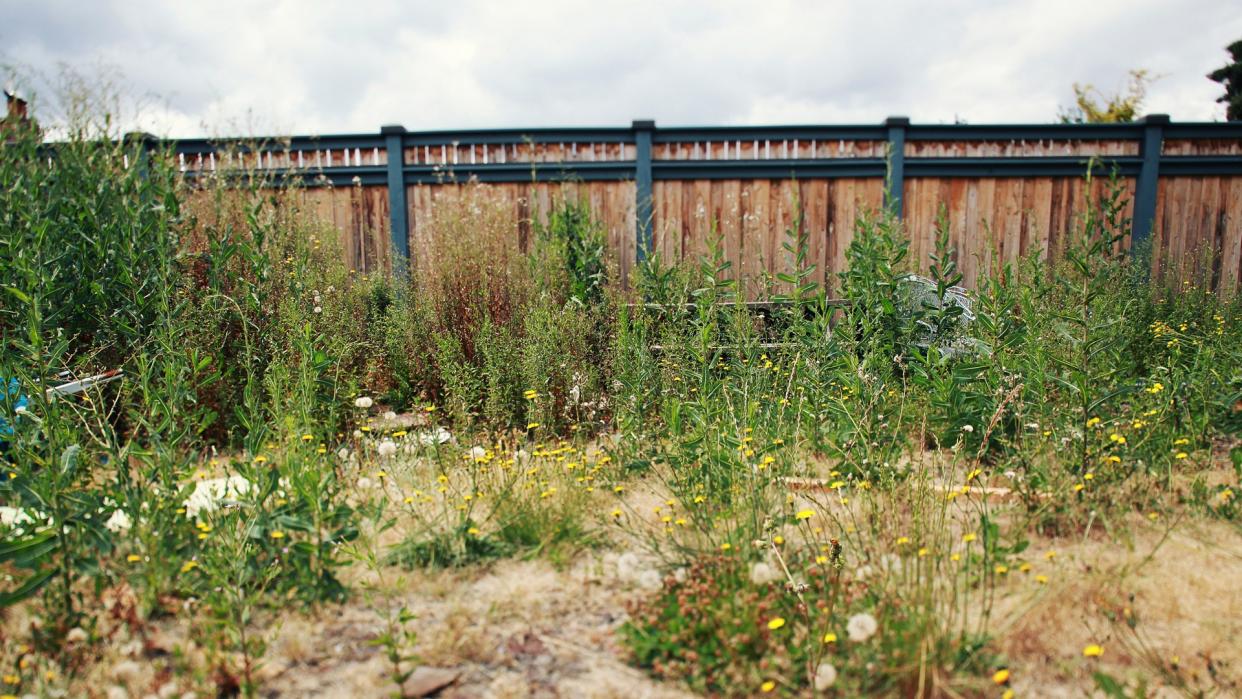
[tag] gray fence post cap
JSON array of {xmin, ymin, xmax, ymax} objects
[
  {"xmin": 1138, "ymin": 114, "xmax": 1170, "ymax": 125},
  {"xmin": 884, "ymin": 116, "xmax": 911, "ymax": 127},
  {"xmin": 380, "ymin": 124, "xmax": 407, "ymax": 135},
  {"xmin": 632, "ymin": 119, "xmax": 656, "ymax": 130}
]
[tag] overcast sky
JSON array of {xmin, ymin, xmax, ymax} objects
[{"xmin": 2, "ymin": 0, "xmax": 1239, "ymax": 137}]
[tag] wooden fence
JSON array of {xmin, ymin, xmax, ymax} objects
[{"xmin": 158, "ymin": 117, "xmax": 1242, "ymax": 294}]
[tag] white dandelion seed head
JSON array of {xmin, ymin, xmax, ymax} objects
[
  {"xmin": 814, "ymin": 662, "xmax": 838, "ymax": 690},
  {"xmin": 847, "ymin": 612, "xmax": 879, "ymax": 642},
  {"xmin": 377, "ymin": 440, "xmax": 397, "ymax": 458},
  {"xmin": 750, "ymin": 561, "xmax": 782, "ymax": 585},
  {"xmin": 353, "ymin": 396, "xmax": 373, "ymax": 409}
]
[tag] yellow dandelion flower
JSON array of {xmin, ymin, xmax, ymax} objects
[
  {"xmin": 1035, "ymin": 574, "xmax": 1049, "ymax": 584},
  {"xmin": 721, "ymin": 543, "xmax": 732, "ymax": 551},
  {"xmin": 180, "ymin": 560, "xmax": 198, "ymax": 574},
  {"xmin": 993, "ymin": 668, "xmax": 1011, "ymax": 684},
  {"xmin": 301, "ymin": 433, "xmax": 313, "ymax": 442},
  {"xmin": 760, "ymin": 680, "xmax": 776, "ymax": 693},
  {"xmin": 127, "ymin": 554, "xmax": 141, "ymax": 563},
  {"xmin": 767, "ymin": 617, "xmax": 786, "ymax": 630},
  {"xmin": 1083, "ymin": 644, "xmax": 1104, "ymax": 657},
  {"xmin": 963, "ymin": 533, "xmax": 977, "ymax": 543},
  {"xmin": 795, "ymin": 509, "xmax": 814, "ymax": 520},
  {"xmin": 823, "ymin": 631, "xmax": 838, "ymax": 643},
  {"xmin": 1174, "ymin": 452, "xmax": 1188, "ymax": 460},
  {"xmin": 527, "ymin": 422, "xmax": 541, "ymax": 429},
  {"xmin": 271, "ymin": 531, "xmax": 285, "ymax": 539}
]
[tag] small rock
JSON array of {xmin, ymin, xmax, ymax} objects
[{"xmin": 403, "ymin": 667, "xmax": 460, "ymax": 697}]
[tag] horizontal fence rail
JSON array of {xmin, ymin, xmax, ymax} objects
[{"xmin": 118, "ymin": 116, "xmax": 1242, "ymax": 293}]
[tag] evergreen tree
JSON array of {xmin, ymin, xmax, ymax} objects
[{"xmin": 1207, "ymin": 39, "xmax": 1242, "ymax": 121}]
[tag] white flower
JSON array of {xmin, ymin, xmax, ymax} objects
[
  {"xmin": 961, "ymin": 424, "xmax": 975, "ymax": 433},
  {"xmin": 313, "ymin": 306, "xmax": 322, "ymax": 314},
  {"xmin": 66, "ymin": 627, "xmax": 89, "ymax": 643},
  {"xmin": 353, "ymin": 396, "xmax": 373, "ymax": 409},
  {"xmin": 337, "ymin": 447, "xmax": 351, "ymax": 461},
  {"xmin": 470, "ymin": 446, "xmax": 487, "ymax": 459},
  {"xmin": 0, "ymin": 506, "xmax": 34, "ymax": 527},
  {"xmin": 750, "ymin": 561, "xmax": 782, "ymax": 585},
  {"xmin": 184, "ymin": 476, "xmax": 251, "ymax": 520},
  {"xmin": 814, "ymin": 662, "xmax": 838, "ymax": 690},
  {"xmin": 376, "ymin": 439, "xmax": 397, "ymax": 457},
  {"xmin": 847, "ymin": 612, "xmax": 879, "ymax": 642},
  {"xmin": 382, "ymin": 410, "xmax": 397, "ymax": 420},
  {"xmin": 105, "ymin": 509, "xmax": 132, "ymax": 534},
  {"xmin": 352, "ymin": 429, "xmax": 363, "ymax": 439},
  {"xmin": 417, "ymin": 427, "xmax": 452, "ymax": 445}
]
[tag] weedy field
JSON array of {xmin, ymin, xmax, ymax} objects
[{"xmin": 2, "ymin": 109, "xmax": 1241, "ymax": 699}]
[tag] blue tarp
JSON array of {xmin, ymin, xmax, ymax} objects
[{"xmin": 1, "ymin": 377, "xmax": 30, "ymax": 438}]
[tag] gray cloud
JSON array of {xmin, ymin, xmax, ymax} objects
[{"xmin": 1, "ymin": 0, "xmax": 1238, "ymax": 137}]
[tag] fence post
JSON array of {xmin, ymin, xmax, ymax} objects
[
  {"xmin": 884, "ymin": 117, "xmax": 909, "ymax": 219},
  {"xmin": 1131, "ymin": 114, "xmax": 1167, "ymax": 273},
  {"xmin": 633, "ymin": 119, "xmax": 655, "ymax": 264},
  {"xmin": 381, "ymin": 124, "xmax": 410, "ymax": 276}
]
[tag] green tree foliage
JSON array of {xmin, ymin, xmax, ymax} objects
[
  {"xmin": 1058, "ymin": 69, "xmax": 1152, "ymax": 124},
  {"xmin": 1207, "ymin": 39, "xmax": 1242, "ymax": 121}
]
